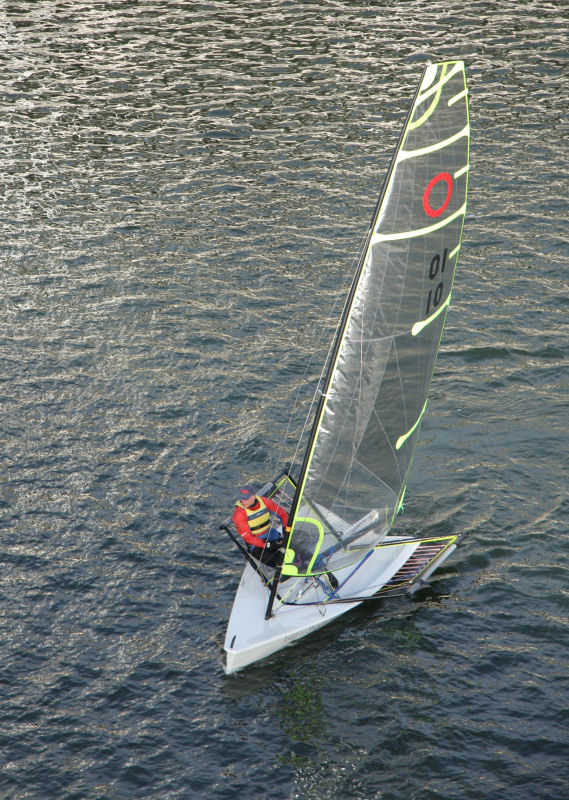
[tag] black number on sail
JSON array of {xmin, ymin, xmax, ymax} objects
[{"xmin": 426, "ymin": 248, "xmax": 447, "ymax": 315}]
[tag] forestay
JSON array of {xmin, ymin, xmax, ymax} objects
[{"xmin": 281, "ymin": 61, "xmax": 470, "ymax": 582}]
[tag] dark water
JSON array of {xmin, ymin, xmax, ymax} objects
[{"xmin": 1, "ymin": 2, "xmax": 568, "ymax": 798}]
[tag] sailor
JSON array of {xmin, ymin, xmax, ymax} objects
[{"xmin": 232, "ymin": 485, "xmax": 289, "ymax": 566}]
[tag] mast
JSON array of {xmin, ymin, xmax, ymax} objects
[{"xmin": 265, "ymin": 66, "xmax": 429, "ymax": 620}]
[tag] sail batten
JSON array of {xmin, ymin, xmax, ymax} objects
[
  {"xmin": 448, "ymin": 88, "xmax": 468, "ymax": 106},
  {"xmin": 412, "ymin": 293, "xmax": 451, "ymax": 336},
  {"xmin": 274, "ymin": 60, "xmax": 470, "ymax": 595},
  {"xmin": 453, "ymin": 164, "xmax": 469, "ymax": 178},
  {"xmin": 396, "ymin": 123, "xmax": 470, "ymax": 162},
  {"xmin": 370, "ymin": 201, "xmax": 467, "ymax": 244}
]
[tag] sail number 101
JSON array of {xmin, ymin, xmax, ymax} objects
[{"xmin": 425, "ymin": 247, "xmax": 448, "ymax": 316}]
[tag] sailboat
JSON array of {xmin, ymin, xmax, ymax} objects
[{"xmin": 221, "ymin": 60, "xmax": 470, "ymax": 674}]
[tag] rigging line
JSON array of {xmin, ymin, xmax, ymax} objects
[
  {"xmin": 349, "ymin": 455, "xmax": 397, "ymax": 498},
  {"xmin": 323, "ymin": 549, "xmax": 375, "ymax": 604},
  {"xmin": 270, "ymin": 574, "xmax": 306, "ymax": 611},
  {"xmin": 277, "ymin": 254, "xmax": 359, "ymax": 474},
  {"xmin": 392, "ymin": 332, "xmax": 407, "ymax": 479},
  {"xmin": 342, "ymin": 310, "xmax": 367, "ymax": 510},
  {"xmin": 280, "ymin": 579, "xmax": 410, "ymax": 607}
]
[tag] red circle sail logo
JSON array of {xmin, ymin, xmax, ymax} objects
[{"xmin": 423, "ymin": 172, "xmax": 453, "ymax": 218}]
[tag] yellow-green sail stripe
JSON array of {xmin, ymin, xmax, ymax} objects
[
  {"xmin": 396, "ymin": 486, "xmax": 407, "ymax": 515},
  {"xmin": 448, "ymin": 87, "xmax": 468, "ymax": 107},
  {"xmin": 449, "ymin": 242, "xmax": 461, "ymax": 260},
  {"xmin": 396, "ymin": 399, "xmax": 428, "ymax": 451},
  {"xmin": 397, "ymin": 123, "xmax": 470, "ymax": 164},
  {"xmin": 411, "ymin": 292, "xmax": 451, "ymax": 337},
  {"xmin": 408, "ymin": 63, "xmax": 448, "ymax": 132},
  {"xmin": 371, "ymin": 201, "xmax": 467, "ymax": 245},
  {"xmin": 282, "ymin": 516, "xmax": 325, "ymax": 576},
  {"xmin": 414, "ymin": 60, "xmax": 464, "ymax": 106}
]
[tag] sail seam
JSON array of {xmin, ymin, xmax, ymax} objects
[
  {"xmin": 344, "ymin": 456, "xmax": 397, "ymax": 500},
  {"xmin": 370, "ymin": 407, "xmax": 403, "ymax": 486}
]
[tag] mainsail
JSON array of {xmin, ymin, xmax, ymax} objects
[{"xmin": 275, "ymin": 61, "xmax": 470, "ymax": 591}]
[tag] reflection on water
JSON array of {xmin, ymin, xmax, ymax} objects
[{"xmin": 1, "ymin": 1, "xmax": 568, "ymax": 799}]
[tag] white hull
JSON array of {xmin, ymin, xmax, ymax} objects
[
  {"xmin": 224, "ymin": 564, "xmax": 360, "ymax": 674},
  {"xmin": 224, "ymin": 536, "xmax": 455, "ymax": 674}
]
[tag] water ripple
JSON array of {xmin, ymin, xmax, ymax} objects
[{"xmin": 1, "ymin": 2, "xmax": 568, "ymax": 799}]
